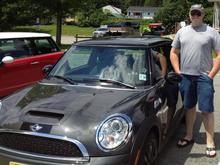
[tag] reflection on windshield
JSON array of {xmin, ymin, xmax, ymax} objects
[{"xmin": 50, "ymin": 46, "xmax": 149, "ymax": 87}]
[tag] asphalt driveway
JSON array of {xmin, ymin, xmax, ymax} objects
[{"xmin": 155, "ymin": 73, "xmax": 220, "ymax": 165}]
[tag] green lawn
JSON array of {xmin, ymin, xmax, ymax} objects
[{"xmin": 13, "ymin": 25, "xmax": 96, "ymax": 37}]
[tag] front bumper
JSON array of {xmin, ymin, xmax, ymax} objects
[{"xmin": 0, "ymin": 152, "xmax": 130, "ymax": 165}]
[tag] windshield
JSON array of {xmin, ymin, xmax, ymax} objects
[{"xmin": 49, "ymin": 46, "xmax": 149, "ymax": 87}]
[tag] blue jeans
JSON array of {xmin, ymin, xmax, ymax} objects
[{"xmin": 179, "ymin": 74, "xmax": 215, "ymax": 112}]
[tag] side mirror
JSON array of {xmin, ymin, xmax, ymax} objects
[
  {"xmin": 42, "ymin": 65, "xmax": 53, "ymax": 75},
  {"xmin": 166, "ymin": 72, "xmax": 182, "ymax": 84},
  {"xmin": 2, "ymin": 56, "xmax": 14, "ymax": 64}
]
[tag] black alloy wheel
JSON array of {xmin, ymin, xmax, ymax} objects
[{"xmin": 139, "ymin": 132, "xmax": 158, "ymax": 165}]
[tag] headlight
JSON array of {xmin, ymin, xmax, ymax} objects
[
  {"xmin": 0, "ymin": 101, "xmax": 2, "ymax": 110},
  {"xmin": 96, "ymin": 113, "xmax": 132, "ymax": 152}
]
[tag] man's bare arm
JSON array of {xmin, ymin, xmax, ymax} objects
[
  {"xmin": 170, "ymin": 48, "xmax": 181, "ymax": 74},
  {"xmin": 209, "ymin": 50, "xmax": 220, "ymax": 79},
  {"xmin": 158, "ymin": 53, "xmax": 167, "ymax": 77}
]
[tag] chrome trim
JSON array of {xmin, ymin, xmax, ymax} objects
[
  {"xmin": 95, "ymin": 113, "xmax": 133, "ymax": 152},
  {"xmin": 0, "ymin": 129, "xmax": 90, "ymax": 162}
]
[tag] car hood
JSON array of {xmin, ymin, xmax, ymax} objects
[{"xmin": 0, "ymin": 82, "xmax": 148, "ymax": 155}]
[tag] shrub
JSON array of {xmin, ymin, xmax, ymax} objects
[{"xmin": 77, "ymin": 9, "xmax": 108, "ymax": 27}]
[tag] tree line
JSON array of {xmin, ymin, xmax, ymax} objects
[{"xmin": 0, "ymin": 0, "xmax": 215, "ymax": 45}]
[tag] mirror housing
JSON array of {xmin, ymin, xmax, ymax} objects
[
  {"xmin": 42, "ymin": 65, "xmax": 53, "ymax": 75},
  {"xmin": 166, "ymin": 72, "xmax": 182, "ymax": 84},
  {"xmin": 2, "ymin": 56, "xmax": 14, "ymax": 64}
]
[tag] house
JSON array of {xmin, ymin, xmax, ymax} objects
[{"xmin": 127, "ymin": 6, "xmax": 160, "ymax": 19}]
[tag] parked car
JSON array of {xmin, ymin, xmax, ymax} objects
[
  {"xmin": 0, "ymin": 36, "xmax": 184, "ymax": 165},
  {"xmin": 143, "ymin": 23, "xmax": 167, "ymax": 36},
  {"xmin": 0, "ymin": 32, "xmax": 64, "ymax": 98},
  {"xmin": 108, "ymin": 22, "xmax": 134, "ymax": 35},
  {"xmin": 92, "ymin": 27, "xmax": 109, "ymax": 38}
]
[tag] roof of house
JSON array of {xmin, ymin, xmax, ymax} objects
[
  {"xmin": 0, "ymin": 32, "xmax": 51, "ymax": 39},
  {"xmin": 127, "ymin": 6, "xmax": 160, "ymax": 12},
  {"xmin": 102, "ymin": 5, "xmax": 122, "ymax": 14}
]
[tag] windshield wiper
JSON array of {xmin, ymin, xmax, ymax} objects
[
  {"xmin": 49, "ymin": 75, "xmax": 76, "ymax": 85},
  {"xmin": 99, "ymin": 78, "xmax": 135, "ymax": 89}
]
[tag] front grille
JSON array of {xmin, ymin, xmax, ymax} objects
[{"xmin": 0, "ymin": 132, "xmax": 83, "ymax": 157}]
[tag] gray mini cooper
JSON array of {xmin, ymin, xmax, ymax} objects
[{"xmin": 0, "ymin": 36, "xmax": 183, "ymax": 165}]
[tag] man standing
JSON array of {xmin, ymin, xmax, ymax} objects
[{"xmin": 170, "ymin": 4, "xmax": 220, "ymax": 157}]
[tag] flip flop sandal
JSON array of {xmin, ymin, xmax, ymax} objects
[
  {"xmin": 177, "ymin": 138, "xmax": 194, "ymax": 148},
  {"xmin": 206, "ymin": 147, "xmax": 216, "ymax": 158}
]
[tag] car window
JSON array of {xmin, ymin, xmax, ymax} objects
[
  {"xmin": 151, "ymin": 47, "xmax": 163, "ymax": 79},
  {"xmin": 32, "ymin": 38, "xmax": 58, "ymax": 55},
  {"xmin": 67, "ymin": 47, "xmax": 91, "ymax": 68},
  {"xmin": 0, "ymin": 39, "xmax": 32, "ymax": 59},
  {"xmin": 151, "ymin": 44, "xmax": 173, "ymax": 80},
  {"xmin": 97, "ymin": 28, "xmax": 108, "ymax": 31},
  {"xmin": 50, "ymin": 46, "xmax": 149, "ymax": 86}
]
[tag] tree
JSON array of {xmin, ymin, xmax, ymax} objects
[
  {"xmin": 0, "ymin": 0, "xmax": 32, "ymax": 31},
  {"xmin": 0, "ymin": 0, "xmax": 82, "ymax": 46},
  {"xmin": 154, "ymin": 0, "xmax": 213, "ymax": 33},
  {"xmin": 78, "ymin": 9, "xmax": 108, "ymax": 27},
  {"xmin": 29, "ymin": 0, "xmax": 81, "ymax": 46},
  {"xmin": 154, "ymin": 1, "xmax": 189, "ymax": 33},
  {"xmin": 144, "ymin": 0, "xmax": 163, "ymax": 6},
  {"xmin": 187, "ymin": 0, "xmax": 212, "ymax": 8}
]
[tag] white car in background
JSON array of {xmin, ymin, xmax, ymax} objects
[{"xmin": 92, "ymin": 27, "xmax": 109, "ymax": 38}]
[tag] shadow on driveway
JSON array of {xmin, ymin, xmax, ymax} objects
[{"xmin": 154, "ymin": 112, "xmax": 218, "ymax": 165}]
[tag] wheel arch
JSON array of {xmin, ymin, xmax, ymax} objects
[{"xmin": 129, "ymin": 117, "xmax": 161, "ymax": 165}]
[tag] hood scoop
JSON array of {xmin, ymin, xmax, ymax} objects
[{"xmin": 22, "ymin": 110, "xmax": 65, "ymax": 125}]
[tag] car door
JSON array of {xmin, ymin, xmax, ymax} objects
[
  {"xmin": 0, "ymin": 38, "xmax": 34, "ymax": 97},
  {"xmin": 0, "ymin": 37, "xmax": 63, "ymax": 97},
  {"xmin": 25, "ymin": 37, "xmax": 63, "ymax": 82},
  {"xmin": 149, "ymin": 45, "xmax": 170, "ymax": 135},
  {"xmin": 161, "ymin": 43, "xmax": 183, "ymax": 124},
  {"xmin": 150, "ymin": 43, "xmax": 183, "ymax": 135}
]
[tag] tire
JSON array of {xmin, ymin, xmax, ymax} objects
[{"xmin": 138, "ymin": 132, "xmax": 158, "ymax": 165}]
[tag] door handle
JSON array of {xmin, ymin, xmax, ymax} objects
[{"xmin": 31, "ymin": 61, "xmax": 40, "ymax": 65}]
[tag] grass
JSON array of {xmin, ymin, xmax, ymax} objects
[{"xmin": 13, "ymin": 25, "xmax": 96, "ymax": 37}]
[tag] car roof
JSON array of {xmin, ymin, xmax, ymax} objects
[
  {"xmin": 0, "ymin": 32, "xmax": 51, "ymax": 39},
  {"xmin": 75, "ymin": 36, "xmax": 172, "ymax": 47}
]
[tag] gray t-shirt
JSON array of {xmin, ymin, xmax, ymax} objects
[{"xmin": 171, "ymin": 24, "xmax": 220, "ymax": 75}]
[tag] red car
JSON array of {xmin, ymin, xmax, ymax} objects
[
  {"xmin": 0, "ymin": 32, "xmax": 64, "ymax": 98},
  {"xmin": 143, "ymin": 23, "xmax": 167, "ymax": 36}
]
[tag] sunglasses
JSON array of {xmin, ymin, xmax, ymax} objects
[{"xmin": 190, "ymin": 10, "xmax": 202, "ymax": 16}]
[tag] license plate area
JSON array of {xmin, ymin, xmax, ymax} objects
[{"xmin": 9, "ymin": 161, "xmax": 26, "ymax": 165}]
